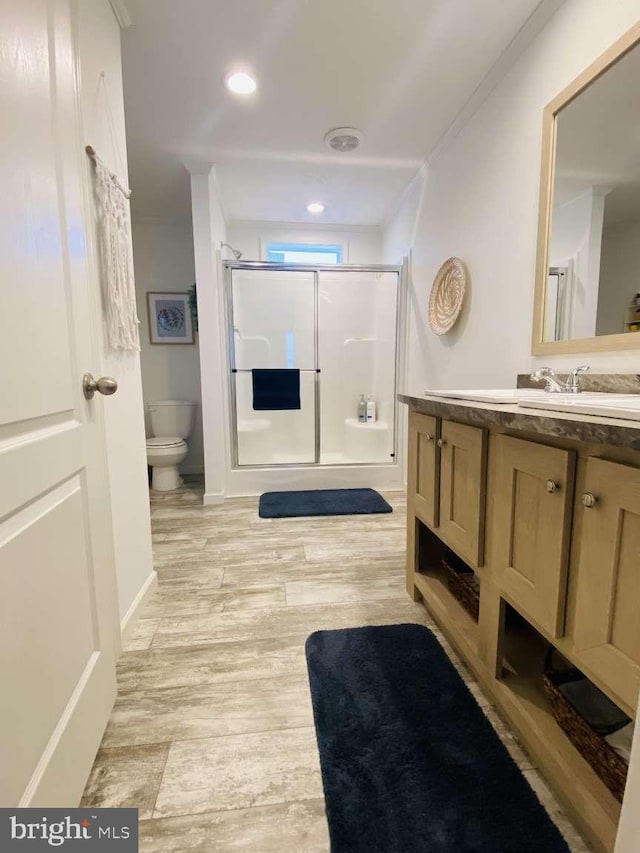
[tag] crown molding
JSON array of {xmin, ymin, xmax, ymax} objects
[{"xmin": 109, "ymin": 0, "xmax": 133, "ymax": 28}]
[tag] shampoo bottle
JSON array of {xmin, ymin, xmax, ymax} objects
[
  {"xmin": 358, "ymin": 394, "xmax": 367, "ymax": 423},
  {"xmin": 366, "ymin": 395, "xmax": 376, "ymax": 423}
]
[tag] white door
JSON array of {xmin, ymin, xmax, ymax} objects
[{"xmin": 0, "ymin": 0, "xmax": 120, "ymax": 806}]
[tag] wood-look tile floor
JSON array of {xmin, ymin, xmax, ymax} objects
[{"xmin": 82, "ymin": 481, "xmax": 591, "ymax": 852}]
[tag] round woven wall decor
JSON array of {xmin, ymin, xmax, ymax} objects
[{"xmin": 429, "ymin": 257, "xmax": 467, "ymax": 335}]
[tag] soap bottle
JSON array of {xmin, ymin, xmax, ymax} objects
[
  {"xmin": 358, "ymin": 395, "xmax": 367, "ymax": 423},
  {"xmin": 366, "ymin": 394, "xmax": 376, "ymax": 423}
]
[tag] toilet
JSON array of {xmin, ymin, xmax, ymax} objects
[{"xmin": 146, "ymin": 400, "xmax": 196, "ymax": 492}]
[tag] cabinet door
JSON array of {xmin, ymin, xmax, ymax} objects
[
  {"xmin": 490, "ymin": 435, "xmax": 575, "ymax": 638},
  {"xmin": 408, "ymin": 412, "xmax": 440, "ymax": 528},
  {"xmin": 438, "ymin": 421, "xmax": 487, "ymax": 566},
  {"xmin": 572, "ymin": 457, "xmax": 640, "ymax": 711}
]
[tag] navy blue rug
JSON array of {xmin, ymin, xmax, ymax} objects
[
  {"xmin": 305, "ymin": 624, "xmax": 569, "ymax": 853},
  {"xmin": 258, "ymin": 487, "xmax": 392, "ymax": 518}
]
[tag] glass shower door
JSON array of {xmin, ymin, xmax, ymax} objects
[
  {"xmin": 230, "ymin": 268, "xmax": 317, "ymax": 465},
  {"xmin": 318, "ymin": 270, "xmax": 398, "ymax": 464}
]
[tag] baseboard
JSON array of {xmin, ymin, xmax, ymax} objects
[
  {"xmin": 203, "ymin": 491, "xmax": 225, "ymax": 505},
  {"xmin": 120, "ymin": 570, "xmax": 158, "ymax": 646}
]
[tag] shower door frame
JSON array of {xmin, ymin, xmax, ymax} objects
[{"xmin": 224, "ymin": 261, "xmax": 404, "ymax": 470}]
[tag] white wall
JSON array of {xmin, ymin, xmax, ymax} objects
[
  {"xmin": 385, "ymin": 0, "xmax": 640, "ymax": 395},
  {"xmin": 227, "ymin": 221, "xmax": 382, "ymax": 264},
  {"xmin": 132, "ymin": 221, "xmax": 204, "ymax": 473},
  {"xmin": 597, "ymin": 217, "xmax": 640, "ymax": 336},
  {"xmin": 190, "ymin": 168, "xmax": 229, "ymax": 503},
  {"xmin": 78, "ymin": 0, "xmax": 155, "ymax": 631}
]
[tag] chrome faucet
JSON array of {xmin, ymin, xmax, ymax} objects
[
  {"xmin": 530, "ymin": 365, "xmax": 590, "ymax": 393},
  {"xmin": 564, "ymin": 365, "xmax": 590, "ymax": 393},
  {"xmin": 530, "ymin": 367, "xmax": 565, "ymax": 393}
]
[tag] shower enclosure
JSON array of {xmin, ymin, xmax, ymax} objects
[{"xmin": 225, "ymin": 262, "xmax": 403, "ymax": 469}]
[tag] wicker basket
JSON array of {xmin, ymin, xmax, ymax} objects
[
  {"xmin": 442, "ymin": 555, "xmax": 480, "ymax": 622},
  {"xmin": 542, "ymin": 649, "xmax": 629, "ymax": 802}
]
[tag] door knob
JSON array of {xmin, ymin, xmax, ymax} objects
[
  {"xmin": 582, "ymin": 492, "xmax": 598, "ymax": 508},
  {"xmin": 83, "ymin": 373, "xmax": 118, "ymax": 400}
]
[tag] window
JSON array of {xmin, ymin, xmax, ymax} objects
[{"xmin": 265, "ymin": 242, "xmax": 343, "ymax": 264}]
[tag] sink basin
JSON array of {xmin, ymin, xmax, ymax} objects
[
  {"xmin": 421, "ymin": 388, "xmax": 640, "ymax": 421},
  {"xmin": 423, "ymin": 389, "xmax": 522, "ymax": 404},
  {"xmin": 517, "ymin": 392, "xmax": 640, "ymax": 422}
]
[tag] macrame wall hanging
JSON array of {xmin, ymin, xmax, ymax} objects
[{"xmin": 86, "ymin": 144, "xmax": 140, "ymax": 352}]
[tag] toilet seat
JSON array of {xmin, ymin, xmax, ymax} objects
[{"xmin": 146, "ymin": 436, "xmax": 184, "ymax": 449}]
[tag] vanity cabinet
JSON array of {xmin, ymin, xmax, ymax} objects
[
  {"xmin": 407, "ymin": 415, "xmax": 487, "ymax": 566},
  {"xmin": 571, "ymin": 457, "xmax": 640, "ymax": 712},
  {"xmin": 403, "ymin": 396, "xmax": 640, "ymax": 851},
  {"xmin": 438, "ymin": 420, "xmax": 488, "ymax": 567},
  {"xmin": 408, "ymin": 413, "xmax": 440, "ymax": 528},
  {"xmin": 490, "ymin": 435, "xmax": 576, "ymax": 638}
]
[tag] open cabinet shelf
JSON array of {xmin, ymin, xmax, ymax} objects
[
  {"xmin": 413, "ymin": 519, "xmax": 481, "ymax": 669},
  {"xmin": 414, "ymin": 571, "xmax": 480, "ymax": 663},
  {"xmin": 494, "ymin": 606, "xmax": 622, "ymax": 852}
]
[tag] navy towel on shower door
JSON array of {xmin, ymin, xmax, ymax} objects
[{"xmin": 252, "ymin": 368, "xmax": 301, "ymax": 410}]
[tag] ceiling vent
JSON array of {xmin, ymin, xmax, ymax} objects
[{"xmin": 324, "ymin": 127, "xmax": 364, "ymax": 153}]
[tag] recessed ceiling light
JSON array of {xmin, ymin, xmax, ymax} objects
[
  {"xmin": 307, "ymin": 202, "xmax": 325, "ymax": 214},
  {"xmin": 225, "ymin": 71, "xmax": 257, "ymax": 95}
]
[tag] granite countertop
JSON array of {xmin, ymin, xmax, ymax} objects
[{"xmin": 398, "ymin": 392, "xmax": 640, "ymax": 452}]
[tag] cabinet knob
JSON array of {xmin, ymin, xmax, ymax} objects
[
  {"xmin": 546, "ymin": 480, "xmax": 559, "ymax": 494},
  {"xmin": 437, "ymin": 438, "xmax": 447, "ymax": 448},
  {"xmin": 424, "ymin": 434, "xmax": 434, "ymax": 442},
  {"xmin": 582, "ymin": 492, "xmax": 598, "ymax": 508}
]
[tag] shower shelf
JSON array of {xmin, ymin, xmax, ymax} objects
[{"xmin": 344, "ymin": 417, "xmax": 389, "ymax": 430}]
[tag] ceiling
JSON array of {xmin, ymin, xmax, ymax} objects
[{"xmin": 122, "ymin": 0, "xmax": 546, "ymax": 226}]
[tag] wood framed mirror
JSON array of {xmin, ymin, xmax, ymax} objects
[{"xmin": 532, "ymin": 21, "xmax": 640, "ymax": 355}]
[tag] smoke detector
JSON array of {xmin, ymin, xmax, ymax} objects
[{"xmin": 324, "ymin": 127, "xmax": 364, "ymax": 153}]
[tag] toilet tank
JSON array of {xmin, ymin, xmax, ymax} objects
[{"xmin": 148, "ymin": 401, "xmax": 196, "ymax": 439}]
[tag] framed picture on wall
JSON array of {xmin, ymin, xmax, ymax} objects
[{"xmin": 146, "ymin": 292, "xmax": 194, "ymax": 345}]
